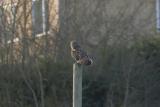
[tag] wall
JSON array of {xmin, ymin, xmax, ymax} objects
[{"xmin": 59, "ymin": 0, "xmax": 156, "ymax": 45}]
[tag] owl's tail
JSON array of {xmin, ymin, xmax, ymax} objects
[
  {"xmin": 77, "ymin": 58, "xmax": 93, "ymax": 66},
  {"xmin": 85, "ymin": 58, "xmax": 93, "ymax": 65}
]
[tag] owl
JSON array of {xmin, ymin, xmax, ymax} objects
[{"xmin": 70, "ymin": 41, "xmax": 93, "ymax": 65}]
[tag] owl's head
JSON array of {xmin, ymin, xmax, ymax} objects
[{"xmin": 70, "ymin": 40, "xmax": 81, "ymax": 51}]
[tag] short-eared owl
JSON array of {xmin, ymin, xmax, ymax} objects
[{"xmin": 70, "ymin": 41, "xmax": 93, "ymax": 65}]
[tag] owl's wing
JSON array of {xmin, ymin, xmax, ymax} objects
[
  {"xmin": 77, "ymin": 56, "xmax": 92, "ymax": 65},
  {"xmin": 76, "ymin": 50, "xmax": 93, "ymax": 65}
]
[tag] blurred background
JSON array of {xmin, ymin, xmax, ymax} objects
[{"xmin": 0, "ymin": 0, "xmax": 160, "ymax": 107}]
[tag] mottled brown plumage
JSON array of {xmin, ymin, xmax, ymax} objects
[{"xmin": 70, "ymin": 41, "xmax": 93, "ymax": 65}]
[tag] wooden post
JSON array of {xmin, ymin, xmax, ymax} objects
[{"xmin": 73, "ymin": 63, "xmax": 83, "ymax": 107}]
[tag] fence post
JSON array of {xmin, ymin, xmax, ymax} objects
[{"xmin": 73, "ymin": 63, "xmax": 83, "ymax": 107}]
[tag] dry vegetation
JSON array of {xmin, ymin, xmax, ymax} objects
[{"xmin": 0, "ymin": 0, "xmax": 159, "ymax": 107}]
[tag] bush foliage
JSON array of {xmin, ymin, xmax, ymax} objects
[{"xmin": 0, "ymin": 37, "xmax": 160, "ymax": 107}]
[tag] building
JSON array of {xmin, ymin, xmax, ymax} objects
[
  {"xmin": 0, "ymin": 0, "xmax": 157, "ymax": 45},
  {"xmin": 0, "ymin": 0, "xmax": 58, "ymax": 44},
  {"xmin": 0, "ymin": 0, "xmax": 59, "ymax": 63},
  {"xmin": 58, "ymin": 0, "xmax": 156, "ymax": 45}
]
